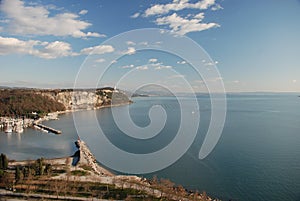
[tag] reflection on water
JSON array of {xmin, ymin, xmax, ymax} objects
[
  {"xmin": 0, "ymin": 122, "xmax": 78, "ymax": 160},
  {"xmin": 6, "ymin": 132, "xmax": 12, "ymax": 142}
]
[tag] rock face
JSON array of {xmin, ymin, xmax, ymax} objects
[
  {"xmin": 40, "ymin": 88, "xmax": 131, "ymax": 110},
  {"xmin": 51, "ymin": 91, "xmax": 102, "ymax": 110}
]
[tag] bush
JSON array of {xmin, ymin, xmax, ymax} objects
[
  {"xmin": 71, "ymin": 170, "xmax": 89, "ymax": 176},
  {"xmin": 79, "ymin": 164, "xmax": 93, "ymax": 171}
]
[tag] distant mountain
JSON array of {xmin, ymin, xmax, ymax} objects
[
  {"xmin": 132, "ymin": 85, "xmax": 175, "ymax": 97},
  {"xmin": 0, "ymin": 86, "xmax": 11, "ymax": 89}
]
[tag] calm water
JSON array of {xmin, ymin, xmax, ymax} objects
[{"xmin": 1, "ymin": 93, "xmax": 300, "ymax": 201}]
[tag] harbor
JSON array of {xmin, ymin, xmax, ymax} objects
[{"xmin": 0, "ymin": 112, "xmax": 61, "ymax": 134}]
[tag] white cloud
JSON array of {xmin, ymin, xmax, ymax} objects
[
  {"xmin": 144, "ymin": 0, "xmax": 216, "ymax": 17},
  {"xmin": 123, "ymin": 47, "xmax": 136, "ymax": 55},
  {"xmin": 139, "ymin": 41, "xmax": 148, "ymax": 46},
  {"xmin": 204, "ymin": 60, "xmax": 218, "ymax": 66},
  {"xmin": 111, "ymin": 60, "xmax": 117, "ymax": 64},
  {"xmin": 155, "ymin": 65, "xmax": 172, "ymax": 70},
  {"xmin": 204, "ymin": 62, "xmax": 214, "ymax": 66},
  {"xmin": 80, "ymin": 45, "xmax": 114, "ymax": 55},
  {"xmin": 177, "ymin": 60, "xmax": 187, "ymax": 64},
  {"xmin": 0, "ymin": 0, "xmax": 104, "ymax": 38},
  {"xmin": 79, "ymin": 9, "xmax": 88, "ymax": 15},
  {"xmin": 86, "ymin": 32, "xmax": 106, "ymax": 38},
  {"xmin": 131, "ymin": 12, "xmax": 140, "ymax": 18},
  {"xmin": 121, "ymin": 64, "xmax": 135, "ymax": 69},
  {"xmin": 147, "ymin": 62, "xmax": 173, "ymax": 70},
  {"xmin": 34, "ymin": 41, "xmax": 74, "ymax": 59},
  {"xmin": 134, "ymin": 0, "xmax": 221, "ymax": 35},
  {"xmin": 156, "ymin": 13, "xmax": 219, "ymax": 35},
  {"xmin": 149, "ymin": 58, "xmax": 158, "ymax": 63},
  {"xmin": 194, "ymin": 12, "xmax": 205, "ymax": 19},
  {"xmin": 211, "ymin": 4, "xmax": 223, "ymax": 11},
  {"xmin": 0, "ymin": 36, "xmax": 39, "ymax": 55},
  {"xmin": 0, "ymin": 35, "xmax": 118, "ymax": 59},
  {"xmin": 136, "ymin": 66, "xmax": 148, "ymax": 70},
  {"xmin": 126, "ymin": 41, "xmax": 136, "ymax": 46},
  {"xmin": 233, "ymin": 80, "xmax": 240, "ymax": 84},
  {"xmin": 150, "ymin": 62, "xmax": 163, "ymax": 67},
  {"xmin": 0, "ymin": 36, "xmax": 74, "ymax": 59},
  {"xmin": 95, "ymin": 58, "xmax": 106, "ymax": 63},
  {"xmin": 292, "ymin": 80, "xmax": 297, "ymax": 83}
]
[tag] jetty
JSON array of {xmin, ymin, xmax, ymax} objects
[{"xmin": 33, "ymin": 123, "xmax": 62, "ymax": 134}]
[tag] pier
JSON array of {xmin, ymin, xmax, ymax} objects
[{"xmin": 33, "ymin": 123, "xmax": 62, "ymax": 134}]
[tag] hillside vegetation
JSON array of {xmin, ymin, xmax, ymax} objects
[
  {"xmin": 0, "ymin": 153, "xmax": 215, "ymax": 201},
  {"xmin": 0, "ymin": 89, "xmax": 65, "ymax": 118}
]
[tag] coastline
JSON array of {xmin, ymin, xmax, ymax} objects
[
  {"xmin": 9, "ymin": 101, "xmax": 133, "ymax": 134},
  {"xmin": 2, "ymin": 139, "xmax": 217, "ymax": 201},
  {"xmin": 0, "ymin": 87, "xmax": 133, "ymax": 134},
  {"xmin": 36, "ymin": 101, "xmax": 132, "ymax": 124}
]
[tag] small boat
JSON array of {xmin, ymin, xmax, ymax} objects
[
  {"xmin": 14, "ymin": 120, "xmax": 24, "ymax": 133},
  {"xmin": 15, "ymin": 127, "xmax": 24, "ymax": 133},
  {"xmin": 4, "ymin": 121, "xmax": 13, "ymax": 133},
  {"xmin": 4, "ymin": 127, "xmax": 12, "ymax": 133}
]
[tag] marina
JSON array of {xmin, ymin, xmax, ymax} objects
[{"xmin": 0, "ymin": 117, "xmax": 33, "ymax": 134}]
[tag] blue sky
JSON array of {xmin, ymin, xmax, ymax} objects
[{"xmin": 0, "ymin": 0, "xmax": 299, "ymax": 92}]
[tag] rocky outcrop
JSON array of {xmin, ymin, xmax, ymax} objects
[
  {"xmin": 48, "ymin": 91, "xmax": 103, "ymax": 110},
  {"xmin": 39, "ymin": 88, "xmax": 131, "ymax": 110}
]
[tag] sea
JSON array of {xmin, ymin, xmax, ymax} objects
[{"xmin": 0, "ymin": 93, "xmax": 299, "ymax": 201}]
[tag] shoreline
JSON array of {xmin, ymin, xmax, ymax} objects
[
  {"xmin": 35, "ymin": 101, "xmax": 132, "ymax": 124},
  {"xmin": 0, "ymin": 101, "xmax": 132, "ymax": 134},
  {"xmin": 4, "ymin": 139, "xmax": 217, "ymax": 201},
  {"xmin": 32, "ymin": 101, "xmax": 132, "ymax": 133}
]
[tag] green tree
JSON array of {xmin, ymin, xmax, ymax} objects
[
  {"xmin": 35, "ymin": 158, "xmax": 44, "ymax": 176},
  {"xmin": 0, "ymin": 153, "xmax": 8, "ymax": 170}
]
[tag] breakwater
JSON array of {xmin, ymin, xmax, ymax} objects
[{"xmin": 33, "ymin": 123, "xmax": 62, "ymax": 134}]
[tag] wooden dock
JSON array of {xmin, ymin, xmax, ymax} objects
[{"xmin": 33, "ymin": 123, "xmax": 62, "ymax": 134}]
